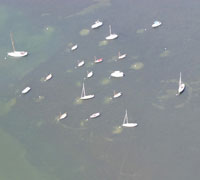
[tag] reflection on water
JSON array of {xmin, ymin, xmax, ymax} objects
[{"xmin": 1, "ymin": 0, "xmax": 200, "ymax": 179}]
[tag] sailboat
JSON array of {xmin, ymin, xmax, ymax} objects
[
  {"xmin": 152, "ymin": 21, "xmax": 162, "ymax": 28},
  {"xmin": 77, "ymin": 60, "xmax": 85, "ymax": 67},
  {"xmin": 44, "ymin": 73, "xmax": 53, "ymax": 82},
  {"xmin": 87, "ymin": 71, "xmax": 93, "ymax": 78},
  {"xmin": 71, "ymin": 44, "xmax": 78, "ymax": 51},
  {"xmin": 122, "ymin": 110, "xmax": 138, "ymax": 127},
  {"xmin": 176, "ymin": 72, "xmax": 185, "ymax": 95},
  {"xmin": 94, "ymin": 56, "xmax": 103, "ymax": 63},
  {"xmin": 105, "ymin": 25, "xmax": 118, "ymax": 40},
  {"xmin": 90, "ymin": 112, "xmax": 101, "ymax": 119},
  {"xmin": 91, "ymin": 20, "xmax": 103, "ymax": 29},
  {"xmin": 21, "ymin": 86, "xmax": 31, "ymax": 94},
  {"xmin": 118, "ymin": 52, "xmax": 127, "ymax": 60},
  {"xmin": 8, "ymin": 32, "xmax": 28, "ymax": 57},
  {"xmin": 80, "ymin": 83, "xmax": 94, "ymax": 100},
  {"xmin": 113, "ymin": 90, "xmax": 122, "ymax": 98},
  {"xmin": 110, "ymin": 71, "xmax": 124, "ymax": 77},
  {"xmin": 57, "ymin": 112, "xmax": 68, "ymax": 121}
]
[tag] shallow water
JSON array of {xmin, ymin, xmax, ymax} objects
[{"xmin": 1, "ymin": 0, "xmax": 200, "ymax": 179}]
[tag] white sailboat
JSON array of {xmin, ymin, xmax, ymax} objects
[
  {"xmin": 90, "ymin": 112, "xmax": 101, "ymax": 119},
  {"xmin": 87, "ymin": 71, "xmax": 93, "ymax": 78},
  {"xmin": 113, "ymin": 90, "xmax": 122, "ymax": 98},
  {"xmin": 122, "ymin": 110, "xmax": 138, "ymax": 127},
  {"xmin": 118, "ymin": 52, "xmax": 127, "ymax": 60},
  {"xmin": 8, "ymin": 32, "xmax": 28, "ymax": 57},
  {"xmin": 21, "ymin": 86, "xmax": 31, "ymax": 94},
  {"xmin": 94, "ymin": 56, "xmax": 103, "ymax": 63},
  {"xmin": 176, "ymin": 72, "xmax": 185, "ymax": 95},
  {"xmin": 44, "ymin": 73, "xmax": 52, "ymax": 82},
  {"xmin": 57, "ymin": 112, "xmax": 68, "ymax": 121},
  {"xmin": 71, "ymin": 44, "xmax": 78, "ymax": 51},
  {"xmin": 111, "ymin": 71, "xmax": 124, "ymax": 77},
  {"xmin": 105, "ymin": 25, "xmax": 118, "ymax": 40},
  {"xmin": 152, "ymin": 21, "xmax": 162, "ymax": 28},
  {"xmin": 91, "ymin": 20, "xmax": 103, "ymax": 29},
  {"xmin": 80, "ymin": 83, "xmax": 94, "ymax": 100},
  {"xmin": 77, "ymin": 60, "xmax": 85, "ymax": 67}
]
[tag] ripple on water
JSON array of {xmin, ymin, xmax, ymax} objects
[
  {"xmin": 130, "ymin": 62, "xmax": 144, "ymax": 70},
  {"xmin": 80, "ymin": 29, "xmax": 90, "ymax": 36}
]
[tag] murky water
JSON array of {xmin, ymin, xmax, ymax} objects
[{"xmin": 1, "ymin": 0, "xmax": 200, "ymax": 179}]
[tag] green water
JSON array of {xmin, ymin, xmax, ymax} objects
[{"xmin": 1, "ymin": 0, "xmax": 200, "ymax": 179}]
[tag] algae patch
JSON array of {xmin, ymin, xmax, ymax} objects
[
  {"xmin": 80, "ymin": 29, "xmax": 90, "ymax": 36},
  {"xmin": 98, "ymin": 40, "xmax": 108, "ymax": 47},
  {"xmin": 0, "ymin": 98, "xmax": 16, "ymax": 117},
  {"xmin": 130, "ymin": 62, "xmax": 144, "ymax": 70}
]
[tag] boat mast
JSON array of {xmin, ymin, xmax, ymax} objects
[
  {"xmin": 10, "ymin": 32, "xmax": 16, "ymax": 52},
  {"xmin": 179, "ymin": 72, "xmax": 182, "ymax": 85},
  {"xmin": 109, "ymin": 25, "xmax": 112, "ymax": 35},
  {"xmin": 81, "ymin": 83, "xmax": 85, "ymax": 97},
  {"xmin": 123, "ymin": 110, "xmax": 128, "ymax": 124}
]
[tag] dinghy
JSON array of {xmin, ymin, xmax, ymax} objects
[
  {"xmin": 118, "ymin": 52, "xmax": 127, "ymax": 60},
  {"xmin": 152, "ymin": 21, "xmax": 162, "ymax": 28},
  {"xmin": 90, "ymin": 112, "xmax": 100, "ymax": 119},
  {"xmin": 78, "ymin": 60, "xmax": 85, "ymax": 67},
  {"xmin": 58, "ymin": 112, "xmax": 67, "ymax": 121},
  {"xmin": 80, "ymin": 83, "xmax": 94, "ymax": 100},
  {"xmin": 113, "ymin": 91, "xmax": 122, "ymax": 98},
  {"xmin": 71, "ymin": 44, "xmax": 78, "ymax": 51},
  {"xmin": 111, "ymin": 71, "xmax": 124, "ymax": 77},
  {"xmin": 91, "ymin": 20, "xmax": 103, "ymax": 29},
  {"xmin": 44, "ymin": 73, "xmax": 52, "ymax": 82},
  {"xmin": 8, "ymin": 32, "xmax": 28, "ymax": 57},
  {"xmin": 122, "ymin": 110, "xmax": 138, "ymax": 127},
  {"xmin": 87, "ymin": 71, "xmax": 93, "ymax": 78},
  {"xmin": 105, "ymin": 25, "xmax": 118, "ymax": 40},
  {"xmin": 94, "ymin": 56, "xmax": 103, "ymax": 63},
  {"xmin": 21, "ymin": 87, "xmax": 31, "ymax": 94}
]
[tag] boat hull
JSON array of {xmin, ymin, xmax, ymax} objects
[
  {"xmin": 91, "ymin": 21, "xmax": 103, "ymax": 29},
  {"xmin": 114, "ymin": 92, "xmax": 122, "ymax": 98},
  {"xmin": 8, "ymin": 51, "xmax": 28, "ymax": 57},
  {"xmin": 152, "ymin": 21, "xmax": 162, "ymax": 28},
  {"xmin": 178, "ymin": 83, "xmax": 185, "ymax": 94},
  {"xmin": 111, "ymin": 71, "xmax": 124, "ymax": 77},
  {"xmin": 122, "ymin": 123, "xmax": 138, "ymax": 127},
  {"xmin": 90, "ymin": 112, "xmax": 100, "ymax": 119},
  {"xmin": 21, "ymin": 87, "xmax": 31, "ymax": 94},
  {"xmin": 106, "ymin": 34, "xmax": 118, "ymax": 40},
  {"xmin": 80, "ymin": 95, "xmax": 95, "ymax": 100}
]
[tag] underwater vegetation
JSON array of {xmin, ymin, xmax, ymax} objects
[
  {"xmin": 136, "ymin": 28, "xmax": 147, "ymax": 34},
  {"xmin": 0, "ymin": 98, "xmax": 16, "ymax": 117},
  {"xmin": 112, "ymin": 126, "xmax": 123, "ymax": 134},
  {"xmin": 100, "ymin": 78, "xmax": 111, "ymax": 85},
  {"xmin": 130, "ymin": 62, "xmax": 144, "ymax": 70},
  {"xmin": 98, "ymin": 40, "xmax": 108, "ymax": 47},
  {"xmin": 160, "ymin": 49, "xmax": 170, "ymax": 58},
  {"xmin": 74, "ymin": 97, "xmax": 83, "ymax": 105},
  {"xmin": 79, "ymin": 29, "xmax": 90, "ymax": 36},
  {"xmin": 34, "ymin": 96, "xmax": 45, "ymax": 103},
  {"xmin": 103, "ymin": 96, "xmax": 112, "ymax": 104}
]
